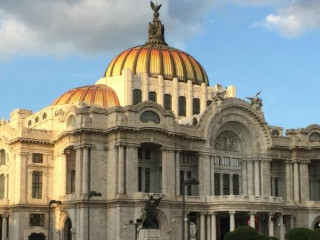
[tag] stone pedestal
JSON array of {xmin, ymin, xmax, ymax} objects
[{"xmin": 138, "ymin": 229, "xmax": 161, "ymax": 240}]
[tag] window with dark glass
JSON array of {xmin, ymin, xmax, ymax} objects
[
  {"xmin": 223, "ymin": 174, "xmax": 230, "ymax": 195},
  {"xmin": 206, "ymin": 100, "xmax": 212, "ymax": 107},
  {"xmin": 193, "ymin": 98, "xmax": 200, "ymax": 115},
  {"xmin": 180, "ymin": 170, "xmax": 184, "ymax": 195},
  {"xmin": 214, "ymin": 173, "xmax": 220, "ymax": 195},
  {"xmin": 32, "ymin": 153, "xmax": 43, "ymax": 163},
  {"xmin": 32, "ymin": 171, "xmax": 43, "ymax": 199},
  {"xmin": 164, "ymin": 94, "xmax": 172, "ymax": 110},
  {"xmin": 138, "ymin": 147, "xmax": 142, "ymax": 159},
  {"xmin": 233, "ymin": 174, "xmax": 239, "ymax": 195},
  {"xmin": 133, "ymin": 89, "xmax": 142, "ymax": 105},
  {"xmin": 140, "ymin": 111, "xmax": 160, "ymax": 124},
  {"xmin": 187, "ymin": 171, "xmax": 192, "ymax": 196},
  {"xmin": 145, "ymin": 168, "xmax": 150, "ymax": 193},
  {"xmin": 0, "ymin": 174, "xmax": 4, "ymax": 199},
  {"xmin": 178, "ymin": 96, "xmax": 186, "ymax": 116},
  {"xmin": 70, "ymin": 170, "xmax": 75, "ymax": 193},
  {"xmin": 29, "ymin": 214, "xmax": 45, "ymax": 226},
  {"xmin": 138, "ymin": 167, "xmax": 142, "ymax": 192},
  {"xmin": 0, "ymin": 149, "xmax": 6, "ymax": 166},
  {"xmin": 145, "ymin": 149, "xmax": 151, "ymax": 159},
  {"xmin": 148, "ymin": 91, "xmax": 157, "ymax": 102},
  {"xmin": 274, "ymin": 177, "xmax": 279, "ymax": 197}
]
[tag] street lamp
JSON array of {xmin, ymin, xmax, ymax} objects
[
  {"xmin": 123, "ymin": 219, "xmax": 143, "ymax": 240},
  {"xmin": 88, "ymin": 190, "xmax": 102, "ymax": 240},
  {"xmin": 182, "ymin": 178, "xmax": 199, "ymax": 240},
  {"xmin": 48, "ymin": 200, "xmax": 62, "ymax": 240}
]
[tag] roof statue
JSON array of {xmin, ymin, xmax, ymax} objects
[
  {"xmin": 246, "ymin": 91, "xmax": 263, "ymax": 111},
  {"xmin": 141, "ymin": 193, "xmax": 162, "ymax": 229},
  {"xmin": 211, "ymin": 88, "xmax": 226, "ymax": 109},
  {"xmin": 147, "ymin": 1, "xmax": 167, "ymax": 45}
]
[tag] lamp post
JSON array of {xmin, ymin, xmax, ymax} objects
[
  {"xmin": 88, "ymin": 190, "xmax": 102, "ymax": 240},
  {"xmin": 123, "ymin": 219, "xmax": 143, "ymax": 240},
  {"xmin": 182, "ymin": 178, "xmax": 199, "ymax": 240},
  {"xmin": 48, "ymin": 200, "xmax": 62, "ymax": 240}
]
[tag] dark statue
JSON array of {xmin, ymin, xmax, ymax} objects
[
  {"xmin": 147, "ymin": 1, "xmax": 167, "ymax": 45},
  {"xmin": 246, "ymin": 90, "xmax": 263, "ymax": 111},
  {"xmin": 142, "ymin": 194, "xmax": 162, "ymax": 229}
]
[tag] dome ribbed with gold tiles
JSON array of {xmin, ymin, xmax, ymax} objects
[
  {"xmin": 104, "ymin": 2, "xmax": 209, "ymax": 86},
  {"xmin": 52, "ymin": 84, "xmax": 120, "ymax": 108}
]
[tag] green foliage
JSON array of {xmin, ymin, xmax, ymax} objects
[
  {"xmin": 256, "ymin": 236, "xmax": 278, "ymax": 240},
  {"xmin": 286, "ymin": 228, "xmax": 312, "ymax": 240},
  {"xmin": 223, "ymin": 226, "xmax": 259, "ymax": 240},
  {"xmin": 308, "ymin": 229, "xmax": 320, "ymax": 240}
]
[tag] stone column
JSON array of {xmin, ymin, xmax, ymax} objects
[
  {"xmin": 241, "ymin": 159, "xmax": 248, "ymax": 195},
  {"xmin": 293, "ymin": 161, "xmax": 300, "ymax": 202},
  {"xmin": 250, "ymin": 212, "xmax": 255, "ymax": 228},
  {"xmin": 1, "ymin": 215, "xmax": 7, "ymax": 240},
  {"xmin": 175, "ymin": 151, "xmax": 181, "ymax": 196},
  {"xmin": 75, "ymin": 147, "xmax": 82, "ymax": 196},
  {"xmin": 200, "ymin": 214, "xmax": 206, "ymax": 240},
  {"xmin": 220, "ymin": 173, "xmax": 224, "ymax": 195},
  {"xmin": 230, "ymin": 211, "xmax": 235, "ymax": 232},
  {"xmin": 173, "ymin": 78, "xmax": 179, "ymax": 117},
  {"xmin": 211, "ymin": 213, "xmax": 217, "ymax": 240},
  {"xmin": 230, "ymin": 174, "xmax": 233, "ymax": 195},
  {"xmin": 254, "ymin": 159, "xmax": 260, "ymax": 196},
  {"xmin": 289, "ymin": 215, "xmax": 295, "ymax": 229},
  {"xmin": 300, "ymin": 162, "xmax": 309, "ymax": 202},
  {"xmin": 158, "ymin": 75, "xmax": 164, "ymax": 106},
  {"xmin": 82, "ymin": 147, "xmax": 90, "ymax": 195},
  {"xmin": 261, "ymin": 159, "xmax": 271, "ymax": 197},
  {"xmin": 268, "ymin": 213, "xmax": 274, "ymax": 237},
  {"xmin": 117, "ymin": 145, "xmax": 125, "ymax": 194},
  {"xmin": 126, "ymin": 145, "xmax": 138, "ymax": 194},
  {"xmin": 247, "ymin": 160, "xmax": 254, "ymax": 196},
  {"xmin": 162, "ymin": 149, "xmax": 175, "ymax": 198},
  {"xmin": 201, "ymin": 83, "xmax": 207, "ymax": 113},
  {"xmin": 187, "ymin": 80, "xmax": 193, "ymax": 117},
  {"xmin": 61, "ymin": 153, "xmax": 67, "ymax": 196},
  {"xmin": 285, "ymin": 161, "xmax": 293, "ymax": 201},
  {"xmin": 278, "ymin": 214, "xmax": 284, "ymax": 240},
  {"xmin": 161, "ymin": 148, "xmax": 168, "ymax": 196},
  {"xmin": 198, "ymin": 154, "xmax": 210, "ymax": 196},
  {"xmin": 207, "ymin": 215, "xmax": 211, "ymax": 240},
  {"xmin": 211, "ymin": 156, "xmax": 215, "ymax": 196}
]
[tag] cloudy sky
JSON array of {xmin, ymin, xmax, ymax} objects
[{"xmin": 0, "ymin": 0, "xmax": 319, "ymax": 129}]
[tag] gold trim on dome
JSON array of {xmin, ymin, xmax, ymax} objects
[
  {"xmin": 104, "ymin": 45, "xmax": 209, "ymax": 86},
  {"xmin": 52, "ymin": 84, "xmax": 120, "ymax": 108}
]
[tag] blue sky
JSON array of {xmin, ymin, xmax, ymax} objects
[{"xmin": 0, "ymin": 0, "xmax": 319, "ymax": 130}]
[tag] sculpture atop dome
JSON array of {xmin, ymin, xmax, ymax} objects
[{"xmin": 147, "ymin": 1, "xmax": 167, "ymax": 45}]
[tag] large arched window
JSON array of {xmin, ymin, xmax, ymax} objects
[
  {"xmin": 140, "ymin": 111, "xmax": 160, "ymax": 124},
  {"xmin": 148, "ymin": 91, "xmax": 157, "ymax": 102},
  {"xmin": 0, "ymin": 149, "xmax": 6, "ymax": 166},
  {"xmin": 178, "ymin": 96, "xmax": 186, "ymax": 117},
  {"xmin": 163, "ymin": 94, "xmax": 172, "ymax": 110},
  {"xmin": 193, "ymin": 98, "xmax": 200, "ymax": 115},
  {"xmin": 133, "ymin": 89, "xmax": 142, "ymax": 105},
  {"xmin": 0, "ymin": 174, "xmax": 5, "ymax": 199}
]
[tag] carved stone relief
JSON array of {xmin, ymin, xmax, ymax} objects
[{"xmin": 213, "ymin": 131, "xmax": 241, "ymax": 152}]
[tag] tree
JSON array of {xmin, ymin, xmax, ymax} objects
[{"xmin": 286, "ymin": 228, "xmax": 312, "ymax": 240}]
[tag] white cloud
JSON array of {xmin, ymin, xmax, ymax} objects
[
  {"xmin": 0, "ymin": 0, "xmax": 216, "ymax": 60},
  {"xmin": 259, "ymin": 0, "xmax": 320, "ymax": 37}
]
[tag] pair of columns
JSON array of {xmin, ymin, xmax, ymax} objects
[{"xmin": 242, "ymin": 159, "xmax": 263, "ymax": 196}]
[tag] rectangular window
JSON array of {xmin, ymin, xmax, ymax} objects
[
  {"xmin": 178, "ymin": 96, "xmax": 186, "ymax": 116},
  {"xmin": 29, "ymin": 214, "xmax": 45, "ymax": 226},
  {"xmin": 223, "ymin": 174, "xmax": 230, "ymax": 195},
  {"xmin": 214, "ymin": 173, "xmax": 220, "ymax": 196},
  {"xmin": 187, "ymin": 171, "xmax": 192, "ymax": 196},
  {"xmin": 180, "ymin": 170, "xmax": 184, "ymax": 195},
  {"xmin": 138, "ymin": 167, "xmax": 142, "ymax": 192},
  {"xmin": 192, "ymin": 98, "xmax": 200, "ymax": 115},
  {"xmin": 32, "ymin": 171, "xmax": 43, "ymax": 199},
  {"xmin": 70, "ymin": 170, "xmax": 75, "ymax": 193},
  {"xmin": 233, "ymin": 175, "xmax": 239, "ymax": 195},
  {"xmin": 148, "ymin": 91, "xmax": 157, "ymax": 102},
  {"xmin": 274, "ymin": 177, "xmax": 279, "ymax": 197},
  {"xmin": 138, "ymin": 147, "xmax": 142, "ymax": 159},
  {"xmin": 145, "ymin": 149, "xmax": 151, "ymax": 160},
  {"xmin": 133, "ymin": 89, "xmax": 142, "ymax": 105},
  {"xmin": 145, "ymin": 168, "xmax": 150, "ymax": 193},
  {"xmin": 164, "ymin": 94, "xmax": 172, "ymax": 110},
  {"xmin": 32, "ymin": 153, "xmax": 43, "ymax": 163}
]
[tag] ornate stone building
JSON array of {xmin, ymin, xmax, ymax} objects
[{"xmin": 0, "ymin": 4, "xmax": 319, "ymax": 240}]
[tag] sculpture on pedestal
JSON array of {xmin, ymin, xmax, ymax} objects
[{"xmin": 142, "ymin": 194, "xmax": 162, "ymax": 229}]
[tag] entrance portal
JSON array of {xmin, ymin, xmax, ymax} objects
[{"xmin": 28, "ymin": 233, "xmax": 45, "ymax": 240}]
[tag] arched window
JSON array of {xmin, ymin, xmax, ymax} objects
[
  {"xmin": 140, "ymin": 111, "xmax": 160, "ymax": 124},
  {"xmin": 148, "ymin": 91, "xmax": 157, "ymax": 102},
  {"xmin": 133, "ymin": 89, "xmax": 142, "ymax": 105},
  {"xmin": 0, "ymin": 149, "xmax": 6, "ymax": 166},
  {"xmin": 0, "ymin": 174, "xmax": 5, "ymax": 199},
  {"xmin": 66, "ymin": 115, "xmax": 76, "ymax": 128},
  {"xmin": 178, "ymin": 96, "xmax": 186, "ymax": 117},
  {"xmin": 193, "ymin": 98, "xmax": 200, "ymax": 115},
  {"xmin": 163, "ymin": 94, "xmax": 172, "ymax": 110}
]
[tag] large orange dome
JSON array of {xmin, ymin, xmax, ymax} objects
[
  {"xmin": 52, "ymin": 84, "xmax": 120, "ymax": 108},
  {"xmin": 104, "ymin": 44, "xmax": 209, "ymax": 86}
]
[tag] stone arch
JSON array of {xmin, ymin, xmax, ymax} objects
[
  {"xmin": 59, "ymin": 211, "xmax": 73, "ymax": 240},
  {"xmin": 312, "ymin": 216, "xmax": 320, "ymax": 229},
  {"xmin": 157, "ymin": 209, "xmax": 170, "ymax": 240}
]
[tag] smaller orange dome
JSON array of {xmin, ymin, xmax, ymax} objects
[{"xmin": 52, "ymin": 84, "xmax": 120, "ymax": 108}]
